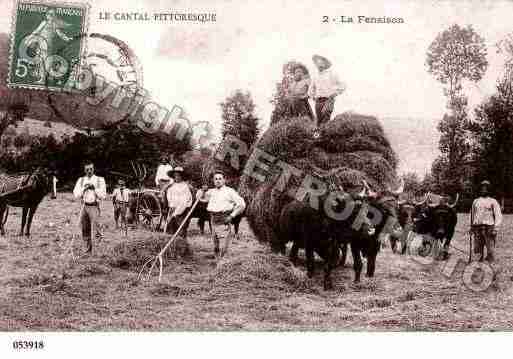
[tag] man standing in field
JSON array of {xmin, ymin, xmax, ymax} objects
[
  {"xmin": 112, "ymin": 179, "xmax": 130, "ymax": 229},
  {"xmin": 73, "ymin": 162, "xmax": 107, "ymax": 254},
  {"xmin": 198, "ymin": 172, "xmax": 246, "ymax": 259},
  {"xmin": 165, "ymin": 166, "xmax": 193, "ymax": 256},
  {"xmin": 309, "ymin": 54, "xmax": 346, "ymax": 126},
  {"xmin": 155, "ymin": 155, "xmax": 174, "ymax": 191},
  {"xmin": 471, "ymin": 180, "xmax": 503, "ymax": 262}
]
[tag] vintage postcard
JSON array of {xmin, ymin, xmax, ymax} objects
[{"xmin": 0, "ymin": 0, "xmax": 512, "ymax": 356}]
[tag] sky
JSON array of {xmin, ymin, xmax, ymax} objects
[{"xmin": 1, "ymin": 0, "xmax": 512, "ymax": 175}]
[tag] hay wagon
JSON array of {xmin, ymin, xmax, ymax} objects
[{"xmin": 130, "ymin": 188, "xmax": 165, "ymax": 231}]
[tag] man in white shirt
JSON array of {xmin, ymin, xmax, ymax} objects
[
  {"xmin": 165, "ymin": 166, "xmax": 193, "ymax": 256},
  {"xmin": 471, "ymin": 180, "xmax": 503, "ymax": 262},
  {"xmin": 73, "ymin": 162, "xmax": 107, "ymax": 254},
  {"xmin": 198, "ymin": 171, "xmax": 246, "ymax": 259},
  {"xmin": 112, "ymin": 179, "xmax": 130, "ymax": 229},
  {"xmin": 155, "ymin": 156, "xmax": 174, "ymax": 190},
  {"xmin": 309, "ymin": 54, "xmax": 346, "ymax": 126}
]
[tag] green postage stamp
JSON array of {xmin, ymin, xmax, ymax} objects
[{"xmin": 8, "ymin": 0, "xmax": 90, "ymax": 91}]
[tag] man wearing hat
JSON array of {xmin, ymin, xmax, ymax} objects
[
  {"xmin": 155, "ymin": 155, "xmax": 174, "ymax": 191},
  {"xmin": 309, "ymin": 54, "xmax": 346, "ymax": 126},
  {"xmin": 471, "ymin": 180, "xmax": 503, "ymax": 262},
  {"xmin": 165, "ymin": 166, "xmax": 193, "ymax": 256},
  {"xmin": 286, "ymin": 63, "xmax": 314, "ymax": 120},
  {"xmin": 112, "ymin": 179, "xmax": 130, "ymax": 229}
]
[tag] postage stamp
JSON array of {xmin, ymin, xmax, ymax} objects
[{"xmin": 7, "ymin": 0, "xmax": 90, "ymax": 91}]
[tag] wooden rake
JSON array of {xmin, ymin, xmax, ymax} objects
[{"xmin": 138, "ymin": 197, "xmax": 201, "ymax": 282}]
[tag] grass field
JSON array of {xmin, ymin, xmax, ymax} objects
[{"xmin": 1, "ymin": 193, "xmax": 513, "ymax": 331}]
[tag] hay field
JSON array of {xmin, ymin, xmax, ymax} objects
[{"xmin": 1, "ymin": 193, "xmax": 513, "ymax": 331}]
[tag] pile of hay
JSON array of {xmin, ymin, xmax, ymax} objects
[
  {"xmin": 239, "ymin": 112, "xmax": 399, "ymax": 246},
  {"xmin": 109, "ymin": 235, "xmax": 169, "ymax": 270},
  {"xmin": 208, "ymin": 252, "xmax": 310, "ymax": 295}
]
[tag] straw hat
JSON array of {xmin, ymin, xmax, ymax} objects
[{"xmin": 312, "ymin": 54, "xmax": 332, "ymax": 68}]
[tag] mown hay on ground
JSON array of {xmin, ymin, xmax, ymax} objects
[
  {"xmin": 109, "ymin": 235, "xmax": 169, "ymax": 270},
  {"xmin": 209, "ymin": 252, "xmax": 311, "ymax": 294}
]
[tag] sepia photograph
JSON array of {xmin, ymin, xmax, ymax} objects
[{"xmin": 0, "ymin": 0, "xmax": 512, "ymax": 356}]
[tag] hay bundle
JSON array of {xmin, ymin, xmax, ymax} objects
[
  {"xmin": 239, "ymin": 112, "xmax": 399, "ymax": 245},
  {"xmin": 109, "ymin": 235, "xmax": 169, "ymax": 270},
  {"xmin": 209, "ymin": 252, "xmax": 309, "ymax": 294}
]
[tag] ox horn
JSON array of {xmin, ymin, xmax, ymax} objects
[
  {"xmin": 388, "ymin": 178, "xmax": 405, "ymax": 195},
  {"xmin": 427, "ymin": 192, "xmax": 439, "ymax": 208},
  {"xmin": 362, "ymin": 180, "xmax": 377, "ymax": 198},
  {"xmin": 358, "ymin": 181, "xmax": 367, "ymax": 197},
  {"xmin": 414, "ymin": 192, "xmax": 430, "ymax": 206},
  {"xmin": 397, "ymin": 198, "xmax": 407, "ymax": 205},
  {"xmin": 448, "ymin": 193, "xmax": 460, "ymax": 208}
]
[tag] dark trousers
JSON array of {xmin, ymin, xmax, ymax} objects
[
  {"xmin": 166, "ymin": 208, "xmax": 191, "ymax": 257},
  {"xmin": 114, "ymin": 201, "xmax": 128, "ymax": 226},
  {"xmin": 473, "ymin": 225, "xmax": 496, "ymax": 261},
  {"xmin": 315, "ymin": 97, "xmax": 335, "ymax": 126},
  {"xmin": 289, "ymin": 98, "xmax": 314, "ymax": 120}
]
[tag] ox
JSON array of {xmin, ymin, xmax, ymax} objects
[
  {"xmin": 419, "ymin": 193, "xmax": 459, "ymax": 259},
  {"xmin": 392, "ymin": 192, "xmax": 430, "ymax": 254},
  {"xmin": 279, "ymin": 179, "xmax": 399, "ymax": 289}
]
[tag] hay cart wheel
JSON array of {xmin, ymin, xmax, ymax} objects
[{"xmin": 136, "ymin": 192, "xmax": 162, "ymax": 231}]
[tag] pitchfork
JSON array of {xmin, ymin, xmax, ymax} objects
[{"xmin": 138, "ymin": 197, "xmax": 201, "ymax": 282}]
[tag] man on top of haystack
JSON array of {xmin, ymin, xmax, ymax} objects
[
  {"xmin": 309, "ymin": 54, "xmax": 346, "ymax": 126},
  {"xmin": 286, "ymin": 63, "xmax": 314, "ymax": 120}
]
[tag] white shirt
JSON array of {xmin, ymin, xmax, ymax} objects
[
  {"xmin": 73, "ymin": 175, "xmax": 107, "ymax": 203},
  {"xmin": 112, "ymin": 187, "xmax": 130, "ymax": 203},
  {"xmin": 155, "ymin": 164, "xmax": 174, "ymax": 186},
  {"xmin": 308, "ymin": 67, "xmax": 346, "ymax": 99},
  {"xmin": 205, "ymin": 185, "xmax": 246, "ymax": 216},
  {"xmin": 166, "ymin": 181, "xmax": 192, "ymax": 216},
  {"xmin": 471, "ymin": 196, "xmax": 503, "ymax": 227}
]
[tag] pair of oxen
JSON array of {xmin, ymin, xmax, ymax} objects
[{"xmin": 274, "ymin": 177, "xmax": 458, "ymax": 290}]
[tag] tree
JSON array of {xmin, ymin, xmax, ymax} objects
[
  {"xmin": 402, "ymin": 172, "xmax": 422, "ymax": 194},
  {"xmin": 470, "ymin": 86, "xmax": 513, "ymax": 200},
  {"xmin": 220, "ymin": 90, "xmax": 260, "ymax": 150},
  {"xmin": 426, "ymin": 24, "xmax": 488, "ymax": 103},
  {"xmin": 426, "ymin": 24, "xmax": 488, "ymax": 194}
]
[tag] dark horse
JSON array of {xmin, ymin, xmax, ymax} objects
[{"xmin": 0, "ymin": 168, "xmax": 52, "ymax": 236}]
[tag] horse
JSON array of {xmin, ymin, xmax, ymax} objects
[{"xmin": 0, "ymin": 168, "xmax": 52, "ymax": 237}]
